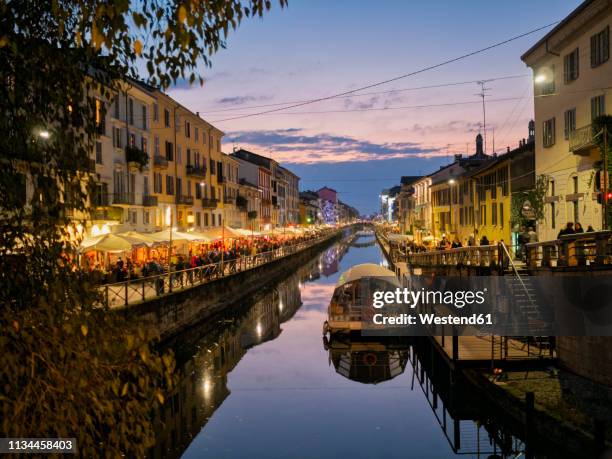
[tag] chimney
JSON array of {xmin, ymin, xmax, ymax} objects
[
  {"xmin": 196, "ymin": 111, "xmax": 200, "ymax": 117},
  {"xmin": 507, "ymin": 146, "xmax": 510, "ymax": 153},
  {"xmin": 475, "ymin": 133, "xmax": 484, "ymax": 157}
]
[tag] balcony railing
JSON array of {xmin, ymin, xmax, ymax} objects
[
  {"xmin": 569, "ymin": 124, "xmax": 596, "ymax": 155},
  {"xmin": 92, "ymin": 191, "xmax": 109, "ymax": 207},
  {"xmin": 92, "ymin": 208, "xmax": 122, "ymax": 221},
  {"xmin": 71, "ymin": 157, "xmax": 96, "ymax": 173},
  {"xmin": 177, "ymin": 195, "xmax": 194, "ymax": 206},
  {"xmin": 143, "ymin": 195, "xmax": 158, "ymax": 207},
  {"xmin": 153, "ymin": 156, "xmax": 168, "ymax": 168},
  {"xmin": 125, "ymin": 145, "xmax": 149, "ymax": 168},
  {"xmin": 224, "ymin": 196, "xmax": 235, "ymax": 205},
  {"xmin": 186, "ymin": 164, "xmax": 206, "ymax": 177},
  {"xmin": 201, "ymin": 198, "xmax": 218, "ymax": 208},
  {"xmin": 112, "ymin": 192, "xmax": 136, "ymax": 205}
]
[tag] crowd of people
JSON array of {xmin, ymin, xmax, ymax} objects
[
  {"xmin": 384, "ymin": 220, "xmax": 598, "ymax": 261},
  {"xmin": 86, "ymin": 231, "xmax": 329, "ymax": 285}
]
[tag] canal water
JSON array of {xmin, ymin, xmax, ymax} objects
[{"xmin": 153, "ymin": 234, "xmax": 526, "ymax": 459}]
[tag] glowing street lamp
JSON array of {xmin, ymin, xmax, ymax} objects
[
  {"xmin": 38, "ymin": 130, "xmax": 50, "ymax": 139},
  {"xmin": 534, "ymin": 74, "xmax": 547, "ymax": 84}
]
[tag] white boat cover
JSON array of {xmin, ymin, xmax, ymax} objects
[{"xmin": 335, "ymin": 263, "xmax": 399, "ymax": 288}]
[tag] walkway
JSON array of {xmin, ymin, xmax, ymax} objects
[{"xmin": 98, "ymin": 231, "xmax": 338, "ymax": 309}]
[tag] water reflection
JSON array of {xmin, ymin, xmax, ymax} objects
[
  {"xmin": 150, "ymin": 237, "xmax": 354, "ymax": 459},
  {"xmin": 324, "ymin": 336, "xmax": 410, "ymax": 384},
  {"xmin": 148, "ymin": 231, "xmax": 573, "ymax": 459}
]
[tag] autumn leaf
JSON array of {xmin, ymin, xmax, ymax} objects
[
  {"xmin": 81, "ymin": 324, "xmax": 88, "ymax": 336},
  {"xmin": 134, "ymin": 39, "xmax": 143, "ymax": 56}
]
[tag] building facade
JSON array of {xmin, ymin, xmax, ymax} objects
[{"xmin": 521, "ymin": 0, "xmax": 611, "ymax": 240}]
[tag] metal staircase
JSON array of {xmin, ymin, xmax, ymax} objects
[{"xmin": 500, "ymin": 242, "xmax": 553, "ymax": 353}]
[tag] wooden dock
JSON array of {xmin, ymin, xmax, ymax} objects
[{"xmin": 431, "ymin": 335, "xmax": 556, "ymax": 369}]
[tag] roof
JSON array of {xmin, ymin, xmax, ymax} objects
[
  {"xmin": 521, "ymin": 0, "xmax": 603, "ymax": 61},
  {"xmin": 231, "ymin": 149, "xmax": 273, "ymax": 169},
  {"xmin": 336, "ymin": 263, "xmax": 399, "ymax": 288},
  {"xmin": 468, "ymin": 139, "xmax": 535, "ymax": 178},
  {"xmin": 400, "ymin": 176, "xmax": 422, "ymax": 186}
]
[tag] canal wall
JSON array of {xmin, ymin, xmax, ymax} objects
[{"xmin": 120, "ymin": 231, "xmax": 343, "ymax": 339}]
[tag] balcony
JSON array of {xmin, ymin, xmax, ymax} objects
[
  {"xmin": 125, "ymin": 145, "xmax": 149, "ymax": 169},
  {"xmin": 92, "ymin": 207, "xmax": 122, "ymax": 221},
  {"xmin": 177, "ymin": 195, "xmax": 194, "ymax": 206},
  {"xmin": 143, "ymin": 195, "xmax": 158, "ymax": 207},
  {"xmin": 153, "ymin": 156, "xmax": 168, "ymax": 168},
  {"xmin": 201, "ymin": 198, "xmax": 218, "ymax": 208},
  {"xmin": 92, "ymin": 191, "xmax": 109, "ymax": 207},
  {"xmin": 224, "ymin": 196, "xmax": 235, "ymax": 205},
  {"xmin": 236, "ymin": 195, "xmax": 248, "ymax": 210},
  {"xmin": 112, "ymin": 192, "xmax": 136, "ymax": 206},
  {"xmin": 186, "ymin": 164, "xmax": 206, "ymax": 178},
  {"xmin": 569, "ymin": 125, "xmax": 596, "ymax": 155}
]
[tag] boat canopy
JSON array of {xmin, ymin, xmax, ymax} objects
[{"xmin": 335, "ymin": 263, "xmax": 399, "ymax": 288}]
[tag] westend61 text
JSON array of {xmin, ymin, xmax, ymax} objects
[
  {"xmin": 372, "ymin": 288, "xmax": 487, "ymax": 309},
  {"xmin": 372, "ymin": 313, "xmax": 493, "ymax": 326}
]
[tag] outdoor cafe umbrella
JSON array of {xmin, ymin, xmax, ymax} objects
[
  {"xmin": 115, "ymin": 231, "xmax": 159, "ymax": 247},
  {"xmin": 199, "ymin": 226, "xmax": 242, "ymax": 240},
  {"xmin": 79, "ymin": 233, "xmax": 139, "ymax": 253},
  {"xmin": 149, "ymin": 229, "xmax": 209, "ymax": 243}
]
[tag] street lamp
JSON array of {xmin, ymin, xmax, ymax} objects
[{"xmin": 39, "ymin": 130, "xmax": 50, "ymax": 139}]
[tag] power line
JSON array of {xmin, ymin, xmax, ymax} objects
[
  {"xmin": 217, "ymin": 96, "xmax": 523, "ymax": 117},
  {"xmin": 211, "ymin": 21, "xmax": 559, "ymax": 123},
  {"xmin": 199, "ymin": 74, "xmax": 529, "ymax": 114}
]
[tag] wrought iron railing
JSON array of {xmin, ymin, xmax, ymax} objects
[
  {"xmin": 569, "ymin": 124, "xmax": 596, "ymax": 153},
  {"xmin": 95, "ymin": 231, "xmax": 336, "ymax": 308},
  {"xmin": 525, "ymin": 230, "xmax": 612, "ymax": 268}
]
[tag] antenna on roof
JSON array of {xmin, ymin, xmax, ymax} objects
[{"xmin": 475, "ymin": 80, "xmax": 491, "ymax": 153}]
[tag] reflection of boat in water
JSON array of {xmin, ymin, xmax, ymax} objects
[
  {"xmin": 323, "ymin": 263, "xmax": 399, "ymax": 334},
  {"xmin": 355, "ymin": 230, "xmax": 374, "ymax": 237},
  {"xmin": 325, "ymin": 336, "xmax": 409, "ymax": 384},
  {"xmin": 350, "ymin": 239, "xmax": 376, "ymax": 248}
]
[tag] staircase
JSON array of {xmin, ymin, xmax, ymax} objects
[{"xmin": 501, "ymin": 243, "xmax": 553, "ymax": 353}]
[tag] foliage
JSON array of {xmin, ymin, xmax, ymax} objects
[
  {"xmin": 510, "ymin": 174, "xmax": 549, "ymax": 229},
  {"xmin": 592, "ymin": 116, "xmax": 612, "ymax": 228},
  {"xmin": 125, "ymin": 145, "xmax": 149, "ymax": 170},
  {"xmin": 0, "ymin": 0, "xmax": 285, "ymax": 456},
  {"xmin": 247, "ymin": 210, "xmax": 258, "ymax": 220},
  {"xmin": 236, "ymin": 194, "xmax": 248, "ymax": 209}
]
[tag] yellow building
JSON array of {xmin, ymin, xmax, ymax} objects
[
  {"xmin": 439, "ymin": 124, "xmax": 536, "ymax": 248},
  {"xmin": 521, "ymin": 0, "xmax": 612, "ymax": 240},
  {"xmin": 143, "ymin": 85, "xmax": 225, "ymax": 231},
  {"xmin": 221, "ymin": 153, "xmax": 242, "ymax": 228},
  {"xmin": 429, "ymin": 134, "xmax": 489, "ymax": 242}
]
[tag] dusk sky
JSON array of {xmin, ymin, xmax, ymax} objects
[{"xmin": 168, "ymin": 0, "xmax": 581, "ymax": 215}]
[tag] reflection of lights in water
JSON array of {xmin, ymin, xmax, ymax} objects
[
  {"xmin": 203, "ymin": 377, "xmax": 213, "ymax": 395},
  {"xmin": 256, "ymin": 323, "xmax": 262, "ymax": 337},
  {"xmin": 309, "ymin": 274, "xmax": 313, "ymax": 280},
  {"xmin": 298, "ymin": 281, "xmax": 302, "ymax": 289},
  {"xmin": 278, "ymin": 300, "xmax": 283, "ymax": 312},
  {"xmin": 318, "ymin": 263, "xmax": 322, "ymax": 270}
]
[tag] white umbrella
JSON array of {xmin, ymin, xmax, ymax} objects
[{"xmin": 79, "ymin": 233, "xmax": 136, "ymax": 253}]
